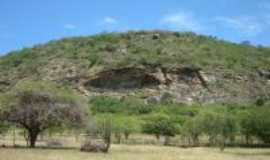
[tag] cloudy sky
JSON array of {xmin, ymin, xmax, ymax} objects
[{"xmin": 0, "ymin": 0, "xmax": 270, "ymax": 55}]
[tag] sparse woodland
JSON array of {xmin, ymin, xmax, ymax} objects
[{"xmin": 0, "ymin": 31, "xmax": 270, "ymax": 154}]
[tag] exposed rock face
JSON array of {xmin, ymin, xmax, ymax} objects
[
  {"xmin": 0, "ymin": 63, "xmax": 269, "ymax": 105},
  {"xmin": 84, "ymin": 68, "xmax": 161, "ymax": 91},
  {"xmin": 72, "ymin": 67, "xmax": 269, "ymax": 105}
]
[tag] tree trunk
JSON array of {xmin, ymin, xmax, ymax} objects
[
  {"xmin": 192, "ymin": 135, "xmax": 199, "ymax": 146},
  {"xmin": 115, "ymin": 133, "xmax": 121, "ymax": 144},
  {"xmin": 164, "ymin": 136, "xmax": 170, "ymax": 146},
  {"xmin": 219, "ymin": 138, "xmax": 226, "ymax": 152},
  {"xmin": 103, "ymin": 119, "xmax": 112, "ymax": 153},
  {"xmin": 124, "ymin": 132, "xmax": 129, "ymax": 140},
  {"xmin": 155, "ymin": 134, "xmax": 160, "ymax": 140},
  {"xmin": 23, "ymin": 130, "xmax": 29, "ymax": 147},
  {"xmin": 12, "ymin": 128, "xmax": 16, "ymax": 147},
  {"xmin": 29, "ymin": 130, "xmax": 39, "ymax": 148},
  {"xmin": 104, "ymin": 133, "xmax": 111, "ymax": 153},
  {"xmin": 245, "ymin": 135, "xmax": 250, "ymax": 145}
]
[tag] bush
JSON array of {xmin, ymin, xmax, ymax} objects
[
  {"xmin": 182, "ymin": 117, "xmax": 203, "ymax": 146},
  {"xmin": 142, "ymin": 113, "xmax": 181, "ymax": 145},
  {"xmin": 90, "ymin": 96, "xmax": 124, "ymax": 114},
  {"xmin": 253, "ymin": 109, "xmax": 270, "ymax": 143},
  {"xmin": 112, "ymin": 115, "xmax": 141, "ymax": 143},
  {"xmin": 199, "ymin": 109, "xmax": 238, "ymax": 148},
  {"xmin": 90, "ymin": 96, "xmax": 153, "ymax": 115},
  {"xmin": 239, "ymin": 110, "xmax": 257, "ymax": 144},
  {"xmin": 240, "ymin": 107, "xmax": 270, "ymax": 144}
]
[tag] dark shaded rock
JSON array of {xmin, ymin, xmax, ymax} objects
[
  {"xmin": 80, "ymin": 141, "xmax": 108, "ymax": 153},
  {"xmin": 258, "ymin": 70, "xmax": 270, "ymax": 79},
  {"xmin": 84, "ymin": 68, "xmax": 161, "ymax": 91}
]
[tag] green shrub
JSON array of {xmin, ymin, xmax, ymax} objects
[
  {"xmin": 198, "ymin": 109, "xmax": 238, "ymax": 146},
  {"xmin": 142, "ymin": 113, "xmax": 181, "ymax": 145},
  {"xmin": 89, "ymin": 96, "xmax": 153, "ymax": 115},
  {"xmin": 90, "ymin": 96, "xmax": 124, "ymax": 114},
  {"xmin": 240, "ymin": 107, "xmax": 270, "ymax": 144},
  {"xmin": 182, "ymin": 117, "xmax": 203, "ymax": 146}
]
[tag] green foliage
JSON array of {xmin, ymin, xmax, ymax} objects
[
  {"xmin": 12, "ymin": 80, "xmax": 85, "ymax": 102},
  {"xmin": 142, "ymin": 113, "xmax": 181, "ymax": 138},
  {"xmin": 112, "ymin": 115, "xmax": 140, "ymax": 135},
  {"xmin": 90, "ymin": 96, "xmax": 124, "ymax": 114},
  {"xmin": 88, "ymin": 114, "xmax": 141, "ymax": 143},
  {"xmin": 239, "ymin": 107, "xmax": 270, "ymax": 143},
  {"xmin": 153, "ymin": 104, "xmax": 200, "ymax": 118},
  {"xmin": 238, "ymin": 109, "xmax": 256, "ymax": 144},
  {"xmin": 1, "ymin": 31, "xmax": 269, "ymax": 79},
  {"xmin": 182, "ymin": 117, "xmax": 203, "ymax": 146},
  {"xmin": 89, "ymin": 96, "xmax": 153, "ymax": 115},
  {"xmin": 198, "ymin": 109, "xmax": 239, "ymax": 145}
]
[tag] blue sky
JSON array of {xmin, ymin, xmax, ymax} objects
[{"xmin": 0, "ymin": 0, "xmax": 270, "ymax": 55}]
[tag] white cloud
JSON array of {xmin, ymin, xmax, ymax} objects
[
  {"xmin": 160, "ymin": 11, "xmax": 202, "ymax": 32},
  {"xmin": 214, "ymin": 16, "xmax": 263, "ymax": 36},
  {"xmin": 102, "ymin": 17, "xmax": 118, "ymax": 25},
  {"xmin": 64, "ymin": 24, "xmax": 76, "ymax": 30}
]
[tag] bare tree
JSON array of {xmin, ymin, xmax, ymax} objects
[{"xmin": 1, "ymin": 91, "xmax": 85, "ymax": 148}]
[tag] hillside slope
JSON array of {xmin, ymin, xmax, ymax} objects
[{"xmin": 0, "ymin": 31, "xmax": 269, "ymax": 104}]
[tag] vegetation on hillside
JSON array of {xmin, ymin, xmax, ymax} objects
[
  {"xmin": 0, "ymin": 31, "xmax": 270, "ymax": 152},
  {"xmin": 1, "ymin": 31, "xmax": 269, "ymax": 76}
]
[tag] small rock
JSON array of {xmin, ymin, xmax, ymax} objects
[{"xmin": 80, "ymin": 141, "xmax": 108, "ymax": 153}]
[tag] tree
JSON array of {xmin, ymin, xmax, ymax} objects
[
  {"xmin": 111, "ymin": 115, "xmax": 140, "ymax": 143},
  {"xmin": 87, "ymin": 114, "xmax": 113, "ymax": 153},
  {"xmin": 0, "ymin": 81, "xmax": 86, "ymax": 148},
  {"xmin": 182, "ymin": 117, "xmax": 203, "ymax": 146},
  {"xmin": 142, "ymin": 113, "xmax": 180, "ymax": 145},
  {"xmin": 199, "ymin": 110, "xmax": 238, "ymax": 150},
  {"xmin": 100, "ymin": 117, "xmax": 112, "ymax": 153},
  {"xmin": 122, "ymin": 117, "xmax": 140, "ymax": 140},
  {"xmin": 249, "ymin": 107, "xmax": 270, "ymax": 144},
  {"xmin": 239, "ymin": 107, "xmax": 270, "ymax": 144},
  {"xmin": 239, "ymin": 110, "xmax": 256, "ymax": 145}
]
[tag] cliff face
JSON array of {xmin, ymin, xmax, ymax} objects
[
  {"xmin": 76, "ymin": 67, "xmax": 270, "ymax": 104},
  {"xmin": 0, "ymin": 31, "xmax": 269, "ymax": 105}
]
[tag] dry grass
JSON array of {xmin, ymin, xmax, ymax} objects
[
  {"xmin": 0, "ymin": 145, "xmax": 270, "ymax": 160},
  {"xmin": 1, "ymin": 134, "xmax": 270, "ymax": 160}
]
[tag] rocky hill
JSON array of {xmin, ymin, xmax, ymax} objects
[{"xmin": 0, "ymin": 31, "xmax": 269, "ymax": 105}]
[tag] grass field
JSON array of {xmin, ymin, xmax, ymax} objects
[
  {"xmin": 1, "ymin": 134, "xmax": 270, "ymax": 160},
  {"xmin": 1, "ymin": 145, "xmax": 270, "ymax": 160}
]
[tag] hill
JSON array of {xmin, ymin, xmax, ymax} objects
[{"xmin": 0, "ymin": 31, "xmax": 269, "ymax": 104}]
